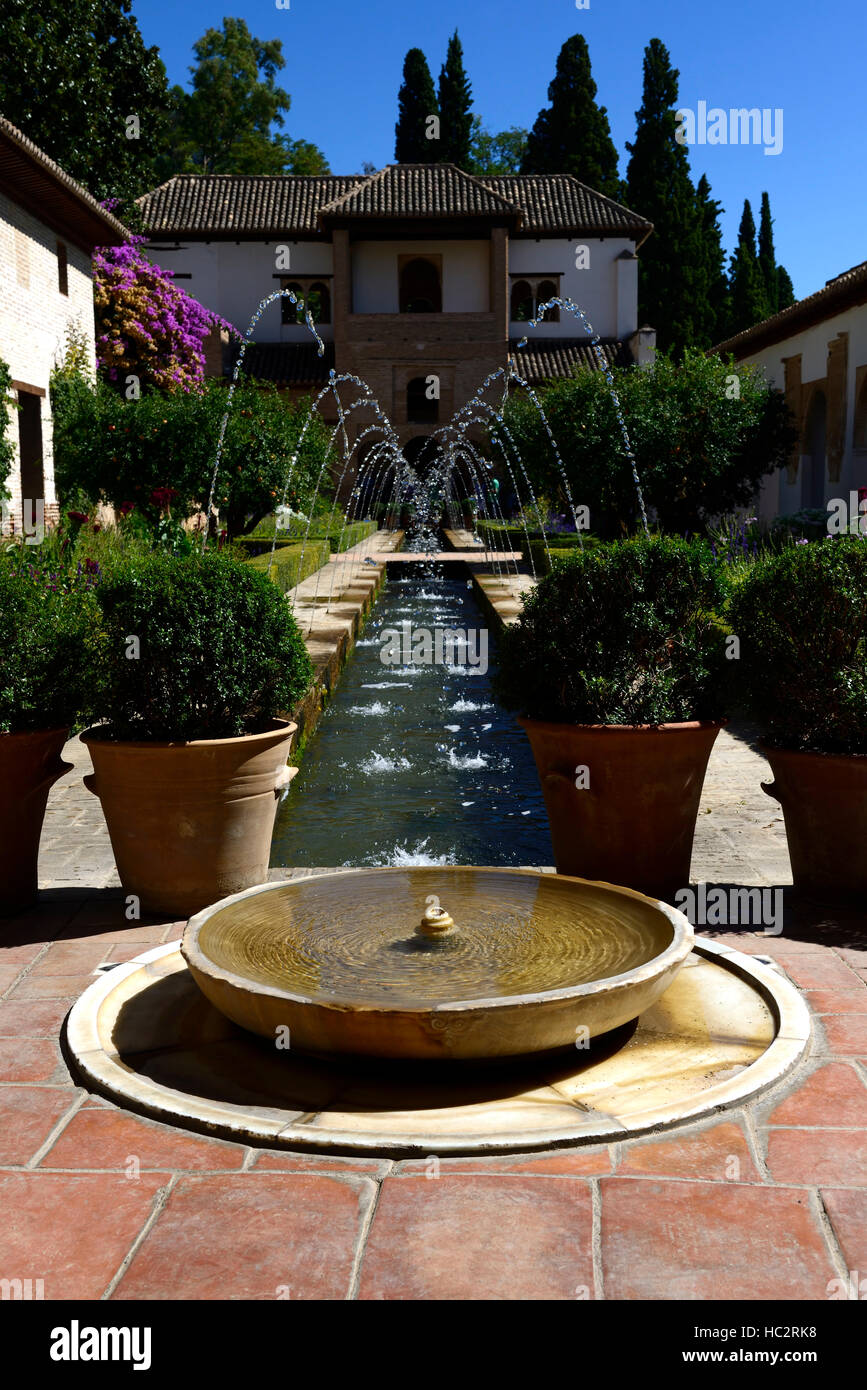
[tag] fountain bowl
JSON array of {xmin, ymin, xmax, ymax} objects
[{"xmin": 181, "ymin": 868, "xmax": 694, "ymax": 1061}]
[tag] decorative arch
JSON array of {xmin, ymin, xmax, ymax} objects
[
  {"xmin": 510, "ymin": 279, "xmax": 533, "ymax": 322},
  {"xmin": 307, "ymin": 281, "xmax": 331, "ymax": 324}
]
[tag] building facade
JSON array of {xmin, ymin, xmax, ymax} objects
[
  {"xmin": 0, "ymin": 116, "xmax": 127, "ymax": 535},
  {"xmin": 716, "ymin": 261, "xmax": 867, "ymax": 523},
  {"xmin": 138, "ymin": 164, "xmax": 654, "ymax": 465}
]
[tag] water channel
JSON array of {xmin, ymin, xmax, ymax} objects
[{"xmin": 270, "ymin": 562, "xmax": 552, "ymax": 868}]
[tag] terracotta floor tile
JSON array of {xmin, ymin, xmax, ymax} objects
[
  {"xmin": 0, "ymin": 964, "xmax": 25, "ymax": 994},
  {"xmin": 395, "ymin": 1149, "xmax": 612, "ymax": 1177},
  {"xmin": 0, "ymin": 997, "xmax": 72, "ymax": 1037},
  {"xmin": 820, "ymin": 1189, "xmax": 867, "ymax": 1278},
  {"xmin": 807, "ymin": 990, "xmax": 867, "ymax": 1014},
  {"xmin": 42, "ymin": 1108, "xmax": 247, "ymax": 1172},
  {"xmin": 0, "ymin": 1087, "xmax": 80, "ymax": 1165},
  {"xmin": 358, "ymin": 1175, "xmax": 594, "ymax": 1300},
  {"xmin": 766, "ymin": 1130, "xmax": 867, "ymax": 1186},
  {"xmin": 0, "ymin": 1039, "xmax": 65, "ymax": 1085},
  {"xmin": 766, "ymin": 1062, "xmax": 867, "ymax": 1127},
  {"xmin": 781, "ymin": 956, "xmax": 862, "ymax": 991},
  {"xmin": 600, "ymin": 1180, "xmax": 835, "ymax": 1299},
  {"xmin": 618, "ymin": 1121, "xmax": 761, "ymax": 1183},
  {"xmin": 0, "ymin": 941, "xmax": 50, "ymax": 966},
  {"xmin": 817, "ymin": 1015, "xmax": 867, "ymax": 1057},
  {"xmin": 113, "ymin": 1174, "xmax": 374, "ymax": 1300},
  {"xmin": 0, "ymin": 1171, "xmax": 166, "ymax": 1299},
  {"xmin": 249, "ymin": 1150, "xmax": 391, "ymax": 1177},
  {"xmin": 834, "ymin": 948, "xmax": 867, "ymax": 971},
  {"xmin": 7, "ymin": 973, "xmax": 95, "ymax": 1001},
  {"xmin": 26, "ymin": 941, "xmax": 112, "ymax": 976}
]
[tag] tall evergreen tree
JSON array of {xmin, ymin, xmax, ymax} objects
[
  {"xmin": 437, "ymin": 31, "xmax": 473, "ymax": 168},
  {"xmin": 395, "ymin": 49, "xmax": 439, "ymax": 162},
  {"xmin": 520, "ymin": 35, "xmax": 620, "ymax": 199},
  {"xmin": 694, "ymin": 174, "xmax": 729, "ymax": 345},
  {"xmin": 757, "ymin": 192, "xmax": 778, "ymax": 316},
  {"xmin": 776, "ymin": 265, "xmax": 796, "ymax": 312},
  {"xmin": 728, "ymin": 200, "xmax": 769, "ymax": 335},
  {"xmin": 624, "ymin": 39, "xmax": 705, "ymax": 351}
]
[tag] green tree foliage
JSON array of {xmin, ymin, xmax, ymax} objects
[
  {"xmin": 468, "ymin": 119, "xmax": 528, "ymax": 174},
  {"xmin": 776, "ymin": 265, "xmax": 796, "ymax": 312},
  {"xmin": 694, "ymin": 175, "xmax": 729, "ymax": 345},
  {"xmin": 497, "ymin": 349, "xmax": 798, "ymax": 536},
  {"xmin": 521, "ymin": 35, "xmax": 620, "ymax": 199},
  {"xmin": 169, "ymin": 18, "xmax": 327, "ymax": 176},
  {"xmin": 50, "ymin": 377, "xmax": 334, "ymax": 541},
  {"xmin": 728, "ymin": 200, "xmax": 770, "ymax": 335},
  {"xmin": 0, "ymin": 0, "xmax": 171, "ymax": 210},
  {"xmin": 437, "ymin": 31, "xmax": 473, "ymax": 168},
  {"xmin": 624, "ymin": 39, "xmax": 706, "ymax": 352},
  {"xmin": 277, "ymin": 137, "xmax": 331, "ymax": 175},
  {"xmin": 395, "ymin": 49, "xmax": 439, "ymax": 162},
  {"xmin": 0, "ymin": 358, "xmax": 17, "ymax": 501}
]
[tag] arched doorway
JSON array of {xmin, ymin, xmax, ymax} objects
[{"xmin": 803, "ymin": 390, "xmax": 827, "ymax": 509}]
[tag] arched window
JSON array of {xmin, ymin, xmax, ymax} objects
[
  {"xmin": 280, "ymin": 281, "xmax": 305, "ymax": 326},
  {"xmin": 307, "ymin": 281, "xmax": 331, "ymax": 325},
  {"xmin": 803, "ymin": 389, "xmax": 827, "ymax": 509},
  {"xmin": 510, "ymin": 280, "xmax": 534, "ymax": 322},
  {"xmin": 399, "ymin": 258, "xmax": 441, "ymax": 314},
  {"xmin": 407, "ymin": 376, "xmax": 438, "ymax": 424},
  {"xmin": 536, "ymin": 280, "xmax": 560, "ymax": 323}
]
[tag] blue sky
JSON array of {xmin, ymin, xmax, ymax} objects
[{"xmin": 135, "ymin": 0, "xmax": 866, "ymax": 299}]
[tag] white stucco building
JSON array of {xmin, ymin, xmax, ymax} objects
[
  {"xmin": 0, "ymin": 115, "xmax": 127, "ymax": 535},
  {"xmin": 138, "ymin": 164, "xmax": 655, "ymax": 463},
  {"xmin": 716, "ymin": 261, "xmax": 867, "ymax": 523}
]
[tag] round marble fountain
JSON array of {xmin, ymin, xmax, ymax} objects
[
  {"xmin": 65, "ymin": 868, "xmax": 810, "ymax": 1156},
  {"xmin": 180, "ymin": 869, "xmax": 693, "ymax": 1060}
]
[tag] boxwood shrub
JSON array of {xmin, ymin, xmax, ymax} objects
[
  {"xmin": 242, "ymin": 540, "xmax": 331, "ymax": 593},
  {"xmin": 91, "ymin": 550, "xmax": 313, "ymax": 741},
  {"xmin": 493, "ymin": 535, "xmax": 732, "ymax": 725},
  {"xmin": 0, "ymin": 554, "xmax": 103, "ymax": 734},
  {"xmin": 730, "ymin": 536, "xmax": 867, "ymax": 754}
]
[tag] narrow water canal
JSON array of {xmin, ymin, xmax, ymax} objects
[{"xmin": 271, "ymin": 564, "xmax": 552, "ymax": 867}]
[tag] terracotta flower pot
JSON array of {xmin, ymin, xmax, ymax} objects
[
  {"xmin": 518, "ymin": 718, "xmax": 723, "ymax": 901},
  {"xmin": 761, "ymin": 744, "xmax": 867, "ymax": 898},
  {"xmin": 81, "ymin": 720, "xmax": 298, "ymax": 918},
  {"xmin": 0, "ymin": 728, "xmax": 72, "ymax": 915}
]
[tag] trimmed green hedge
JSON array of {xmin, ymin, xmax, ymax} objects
[
  {"xmin": 243, "ymin": 540, "xmax": 330, "ymax": 594},
  {"xmin": 245, "ymin": 518, "xmax": 378, "ymax": 553},
  {"xmin": 527, "ymin": 536, "xmax": 599, "ymax": 575}
]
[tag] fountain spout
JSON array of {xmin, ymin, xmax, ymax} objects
[{"xmin": 417, "ymin": 903, "xmax": 456, "ymax": 938}]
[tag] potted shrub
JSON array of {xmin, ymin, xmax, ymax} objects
[
  {"xmin": 82, "ymin": 550, "xmax": 313, "ymax": 917},
  {"xmin": 493, "ymin": 536, "xmax": 731, "ymax": 900},
  {"xmin": 731, "ymin": 536, "xmax": 867, "ymax": 897},
  {"xmin": 0, "ymin": 556, "xmax": 101, "ymax": 914}
]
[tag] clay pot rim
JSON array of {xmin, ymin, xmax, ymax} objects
[
  {"xmin": 760, "ymin": 741, "xmax": 867, "ymax": 764},
  {"xmin": 518, "ymin": 716, "xmax": 728, "ymax": 735},
  {"xmin": 0, "ymin": 726, "xmax": 69, "ymax": 739},
  {"xmin": 80, "ymin": 717, "xmax": 296, "ymax": 752},
  {"xmin": 182, "ymin": 866, "xmax": 694, "ymax": 1019}
]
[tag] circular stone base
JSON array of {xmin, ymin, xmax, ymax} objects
[{"xmin": 65, "ymin": 938, "xmax": 810, "ymax": 1156}]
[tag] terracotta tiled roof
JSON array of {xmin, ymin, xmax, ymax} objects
[
  {"xmin": 140, "ymin": 175, "xmax": 364, "ymax": 236},
  {"xmin": 714, "ymin": 260, "xmax": 867, "ymax": 357},
  {"xmin": 479, "ymin": 175, "xmax": 652, "ymax": 241},
  {"xmin": 228, "ymin": 340, "xmax": 335, "ymax": 386},
  {"xmin": 509, "ymin": 337, "xmax": 632, "ymax": 381},
  {"xmin": 317, "ymin": 164, "xmax": 520, "ymax": 222},
  {"xmin": 0, "ymin": 114, "xmax": 129, "ymax": 249},
  {"xmin": 139, "ymin": 167, "xmax": 652, "ymax": 242}
]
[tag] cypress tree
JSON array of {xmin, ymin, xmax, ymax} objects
[
  {"xmin": 624, "ymin": 39, "xmax": 704, "ymax": 351},
  {"xmin": 437, "ymin": 31, "xmax": 473, "ymax": 168},
  {"xmin": 694, "ymin": 174, "xmax": 729, "ymax": 345},
  {"xmin": 728, "ymin": 200, "xmax": 769, "ymax": 334},
  {"xmin": 757, "ymin": 192, "xmax": 778, "ymax": 315},
  {"xmin": 520, "ymin": 35, "xmax": 620, "ymax": 199},
  {"xmin": 395, "ymin": 49, "xmax": 439, "ymax": 163},
  {"xmin": 776, "ymin": 265, "xmax": 796, "ymax": 312}
]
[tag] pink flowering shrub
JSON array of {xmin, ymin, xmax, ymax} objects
[{"xmin": 93, "ymin": 236, "xmax": 236, "ymax": 392}]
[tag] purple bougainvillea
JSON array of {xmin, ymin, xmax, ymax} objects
[{"xmin": 93, "ymin": 235, "xmax": 237, "ymax": 392}]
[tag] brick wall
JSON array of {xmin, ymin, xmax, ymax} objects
[{"xmin": 0, "ymin": 192, "xmax": 96, "ymax": 534}]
